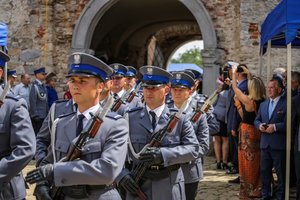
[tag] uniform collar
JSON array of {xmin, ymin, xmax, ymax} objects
[
  {"xmin": 146, "ymin": 103, "xmax": 165, "ymax": 119},
  {"xmin": 77, "ymin": 103, "xmax": 101, "ymax": 121}
]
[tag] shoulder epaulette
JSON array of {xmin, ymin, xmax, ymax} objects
[
  {"xmin": 5, "ymin": 94, "xmax": 21, "ymax": 101},
  {"xmin": 57, "ymin": 111, "xmax": 76, "ymax": 119},
  {"xmin": 169, "ymin": 108, "xmax": 179, "ymax": 112},
  {"xmin": 127, "ymin": 106, "xmax": 143, "ymax": 113},
  {"xmin": 55, "ymin": 99, "xmax": 68, "ymax": 104},
  {"xmin": 106, "ymin": 112, "xmax": 123, "ymax": 120}
]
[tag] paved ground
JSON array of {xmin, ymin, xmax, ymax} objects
[{"xmin": 23, "ymin": 156, "xmax": 296, "ymax": 200}]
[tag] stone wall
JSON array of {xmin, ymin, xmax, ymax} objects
[{"xmin": 1, "ymin": 0, "xmax": 299, "ymax": 96}]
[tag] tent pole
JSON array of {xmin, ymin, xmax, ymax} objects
[
  {"xmin": 285, "ymin": 43, "xmax": 292, "ymax": 200},
  {"xmin": 267, "ymin": 40, "xmax": 271, "ymax": 82}
]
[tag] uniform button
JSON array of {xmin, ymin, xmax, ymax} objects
[{"xmin": 58, "ymin": 146, "xmax": 61, "ymax": 149}]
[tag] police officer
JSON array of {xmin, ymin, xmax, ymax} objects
[
  {"xmin": 7, "ymin": 69, "xmax": 17, "ymax": 87},
  {"xmin": 124, "ymin": 66, "xmax": 137, "ymax": 91},
  {"xmin": 29, "ymin": 66, "xmax": 49, "ymax": 134},
  {"xmin": 186, "ymin": 69, "xmax": 220, "ymax": 135},
  {"xmin": 110, "ymin": 63, "xmax": 129, "ymax": 115},
  {"xmin": 168, "ymin": 71, "xmax": 209, "ymax": 200},
  {"xmin": 0, "ymin": 23, "xmax": 36, "ymax": 200},
  {"xmin": 26, "ymin": 52, "xmax": 129, "ymax": 200},
  {"xmin": 117, "ymin": 66, "xmax": 199, "ymax": 200}
]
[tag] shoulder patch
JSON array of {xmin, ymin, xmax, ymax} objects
[
  {"xmin": 106, "ymin": 112, "xmax": 123, "ymax": 120},
  {"xmin": 58, "ymin": 111, "xmax": 76, "ymax": 119},
  {"xmin": 127, "ymin": 106, "xmax": 143, "ymax": 113}
]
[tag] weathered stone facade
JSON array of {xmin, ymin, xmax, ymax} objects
[{"xmin": 1, "ymin": 0, "xmax": 299, "ymax": 96}]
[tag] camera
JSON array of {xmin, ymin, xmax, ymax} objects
[{"xmin": 223, "ymin": 71, "xmax": 229, "ymax": 80}]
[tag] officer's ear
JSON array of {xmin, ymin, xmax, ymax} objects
[
  {"xmin": 0, "ymin": 68, "xmax": 3, "ymax": 78},
  {"xmin": 164, "ymin": 85, "xmax": 170, "ymax": 96}
]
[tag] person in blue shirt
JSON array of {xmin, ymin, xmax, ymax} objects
[{"xmin": 45, "ymin": 72, "xmax": 58, "ymax": 108}]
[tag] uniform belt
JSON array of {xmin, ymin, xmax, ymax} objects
[
  {"xmin": 143, "ymin": 164, "xmax": 180, "ymax": 180},
  {"xmin": 62, "ymin": 184, "xmax": 115, "ymax": 199}
]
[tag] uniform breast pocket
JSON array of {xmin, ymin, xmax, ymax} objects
[
  {"xmin": 130, "ymin": 135, "xmax": 148, "ymax": 152},
  {"xmin": 81, "ymin": 140, "xmax": 102, "ymax": 162},
  {"xmin": 55, "ymin": 140, "xmax": 70, "ymax": 160}
]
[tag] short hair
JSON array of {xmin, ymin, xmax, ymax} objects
[
  {"xmin": 292, "ymin": 71, "xmax": 300, "ymax": 85},
  {"xmin": 271, "ymin": 74, "xmax": 284, "ymax": 89}
]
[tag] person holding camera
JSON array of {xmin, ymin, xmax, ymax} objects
[{"xmin": 232, "ymin": 64, "xmax": 266, "ymax": 198}]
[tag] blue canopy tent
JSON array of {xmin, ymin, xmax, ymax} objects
[{"xmin": 260, "ymin": 0, "xmax": 300, "ymax": 199}]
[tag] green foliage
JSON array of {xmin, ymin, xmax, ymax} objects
[{"xmin": 171, "ymin": 47, "xmax": 202, "ymax": 66}]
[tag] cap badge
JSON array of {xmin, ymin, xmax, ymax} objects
[
  {"xmin": 176, "ymin": 73, "xmax": 181, "ymax": 80},
  {"xmin": 114, "ymin": 65, "xmax": 119, "ymax": 70},
  {"xmin": 147, "ymin": 67, "xmax": 153, "ymax": 75},
  {"xmin": 74, "ymin": 54, "xmax": 81, "ymax": 64}
]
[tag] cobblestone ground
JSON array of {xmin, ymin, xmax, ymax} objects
[{"xmin": 24, "ymin": 156, "xmax": 296, "ymax": 200}]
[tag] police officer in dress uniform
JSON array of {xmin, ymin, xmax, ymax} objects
[
  {"xmin": 29, "ymin": 67, "xmax": 49, "ymax": 134},
  {"xmin": 117, "ymin": 66, "xmax": 200, "ymax": 200},
  {"xmin": 168, "ymin": 71, "xmax": 209, "ymax": 200},
  {"xmin": 185, "ymin": 69, "xmax": 220, "ymax": 136},
  {"xmin": 0, "ymin": 24, "xmax": 36, "ymax": 200},
  {"xmin": 109, "ymin": 63, "xmax": 129, "ymax": 115},
  {"xmin": 7, "ymin": 69, "xmax": 17, "ymax": 87},
  {"xmin": 123, "ymin": 66, "xmax": 143, "ymax": 110},
  {"xmin": 26, "ymin": 52, "xmax": 129, "ymax": 200}
]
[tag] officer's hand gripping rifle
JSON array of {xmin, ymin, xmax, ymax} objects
[
  {"xmin": 190, "ymin": 88, "xmax": 222, "ymax": 123},
  {"xmin": 50, "ymin": 96, "xmax": 115, "ymax": 199},
  {"xmin": 0, "ymin": 82, "xmax": 10, "ymax": 108},
  {"xmin": 129, "ymin": 100, "xmax": 188, "ymax": 200}
]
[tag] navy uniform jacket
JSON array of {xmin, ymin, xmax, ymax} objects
[
  {"xmin": 0, "ymin": 91, "xmax": 36, "ymax": 200},
  {"xmin": 168, "ymin": 102, "xmax": 209, "ymax": 184},
  {"xmin": 35, "ymin": 99, "xmax": 75, "ymax": 166},
  {"xmin": 29, "ymin": 79, "xmax": 49, "ymax": 119},
  {"xmin": 119, "ymin": 106, "xmax": 199, "ymax": 200},
  {"xmin": 42, "ymin": 110, "xmax": 128, "ymax": 199},
  {"xmin": 254, "ymin": 96, "xmax": 287, "ymax": 150}
]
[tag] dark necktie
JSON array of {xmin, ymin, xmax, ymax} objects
[
  {"xmin": 76, "ymin": 114, "xmax": 85, "ymax": 136},
  {"xmin": 113, "ymin": 93, "xmax": 119, "ymax": 100},
  {"xmin": 149, "ymin": 111, "xmax": 156, "ymax": 130}
]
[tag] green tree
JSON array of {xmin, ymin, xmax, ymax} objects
[{"xmin": 171, "ymin": 47, "xmax": 202, "ymax": 66}]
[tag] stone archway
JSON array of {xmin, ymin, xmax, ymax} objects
[{"xmin": 72, "ymin": 0, "xmax": 221, "ymax": 94}]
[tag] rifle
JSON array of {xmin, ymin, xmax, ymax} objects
[
  {"xmin": 190, "ymin": 88, "xmax": 222, "ymax": 123},
  {"xmin": 0, "ymin": 82, "xmax": 10, "ymax": 108},
  {"xmin": 125, "ymin": 82, "xmax": 142, "ymax": 103},
  {"xmin": 50, "ymin": 96, "xmax": 115, "ymax": 199},
  {"xmin": 111, "ymin": 89, "xmax": 131, "ymax": 112},
  {"xmin": 129, "ymin": 100, "xmax": 188, "ymax": 200}
]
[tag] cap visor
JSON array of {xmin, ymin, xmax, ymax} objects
[
  {"xmin": 66, "ymin": 73, "xmax": 96, "ymax": 78},
  {"xmin": 171, "ymin": 85, "xmax": 189, "ymax": 89},
  {"xmin": 0, "ymin": 50, "xmax": 10, "ymax": 62}
]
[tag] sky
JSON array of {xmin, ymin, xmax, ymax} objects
[{"xmin": 171, "ymin": 40, "xmax": 204, "ymax": 59}]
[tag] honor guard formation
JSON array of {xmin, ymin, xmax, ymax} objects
[{"xmin": 1, "ymin": 21, "xmax": 300, "ymax": 200}]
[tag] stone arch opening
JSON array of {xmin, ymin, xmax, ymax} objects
[{"xmin": 72, "ymin": 0, "xmax": 221, "ymax": 94}]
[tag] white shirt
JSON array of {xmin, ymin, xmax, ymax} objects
[
  {"xmin": 77, "ymin": 103, "xmax": 101, "ymax": 128},
  {"xmin": 146, "ymin": 104, "xmax": 165, "ymax": 123}
]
